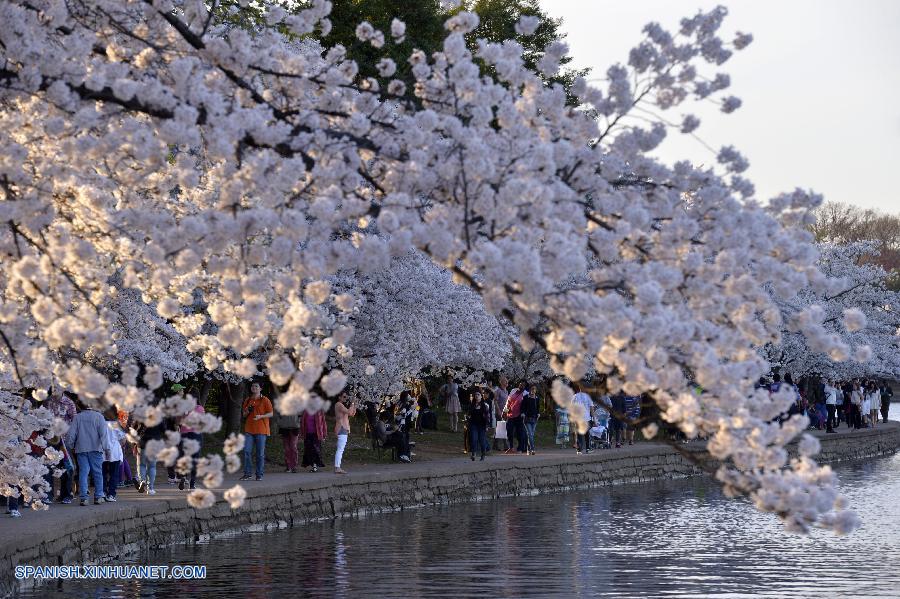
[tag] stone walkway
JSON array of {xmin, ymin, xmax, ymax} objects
[{"xmin": 1, "ymin": 421, "xmax": 896, "ymax": 548}]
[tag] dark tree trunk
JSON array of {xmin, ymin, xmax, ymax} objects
[
  {"xmin": 197, "ymin": 378, "xmax": 212, "ymax": 408},
  {"xmin": 224, "ymin": 382, "xmax": 246, "ymax": 434}
]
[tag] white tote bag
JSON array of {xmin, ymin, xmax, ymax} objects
[{"xmin": 495, "ymin": 420, "xmax": 508, "ymax": 439}]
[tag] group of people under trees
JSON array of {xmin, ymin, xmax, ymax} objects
[
  {"xmin": 766, "ymin": 374, "xmax": 895, "ymax": 434},
  {"xmin": 6, "ymin": 370, "xmax": 895, "ymax": 519},
  {"xmin": 5, "ymin": 383, "xmax": 206, "ymax": 518}
]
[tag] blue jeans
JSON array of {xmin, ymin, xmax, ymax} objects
[
  {"xmin": 469, "ymin": 425, "xmax": 487, "ymax": 457},
  {"xmin": 76, "ymin": 451, "xmax": 104, "ymax": 500},
  {"xmin": 524, "ymin": 418, "xmax": 538, "ymax": 451},
  {"xmin": 243, "ymin": 433, "xmax": 267, "ymax": 477},
  {"xmin": 103, "ymin": 461, "xmax": 120, "ymax": 498},
  {"xmin": 6, "ymin": 495, "xmax": 19, "ymax": 511},
  {"xmin": 139, "ymin": 457, "xmax": 157, "ymax": 491}
]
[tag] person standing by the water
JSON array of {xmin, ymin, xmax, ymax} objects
[
  {"xmin": 301, "ymin": 407, "xmax": 327, "ymax": 473},
  {"xmin": 102, "ymin": 408, "xmax": 126, "ymax": 502},
  {"xmin": 503, "ymin": 384, "xmax": 527, "ymax": 454},
  {"xmin": 65, "ymin": 400, "xmax": 109, "ymax": 506},
  {"xmin": 440, "ymin": 374, "xmax": 461, "ymax": 433},
  {"xmin": 850, "ymin": 381, "xmax": 864, "ymax": 429},
  {"xmin": 240, "ymin": 382, "xmax": 273, "ymax": 481},
  {"xmin": 467, "ymin": 391, "xmax": 490, "ymax": 461},
  {"xmin": 572, "ymin": 384, "xmax": 593, "ymax": 454},
  {"xmin": 824, "ymin": 380, "xmax": 838, "ymax": 434},
  {"xmin": 624, "ymin": 395, "xmax": 641, "ymax": 446},
  {"xmin": 493, "ymin": 376, "xmax": 510, "ymax": 451},
  {"xmin": 46, "ymin": 388, "xmax": 76, "ymax": 503},
  {"xmin": 522, "ymin": 385, "xmax": 540, "ymax": 455},
  {"xmin": 334, "ymin": 393, "xmax": 357, "ymax": 474},
  {"xmin": 867, "ymin": 382, "xmax": 881, "ymax": 429},
  {"xmin": 881, "ymin": 382, "xmax": 894, "ymax": 423},
  {"xmin": 177, "ymin": 392, "xmax": 205, "ymax": 490},
  {"xmin": 277, "ymin": 406, "xmax": 301, "ymax": 474}
]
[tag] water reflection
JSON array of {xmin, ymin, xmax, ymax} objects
[{"xmin": 21, "ymin": 453, "xmax": 900, "ymax": 598}]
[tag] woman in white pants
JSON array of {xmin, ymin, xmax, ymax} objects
[{"xmin": 334, "ymin": 393, "xmax": 357, "ymax": 474}]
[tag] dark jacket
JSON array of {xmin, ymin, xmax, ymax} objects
[
  {"xmin": 521, "ymin": 394, "xmax": 540, "ymax": 419},
  {"xmin": 468, "ymin": 401, "xmax": 491, "ymax": 428},
  {"xmin": 610, "ymin": 394, "xmax": 627, "ymax": 420}
]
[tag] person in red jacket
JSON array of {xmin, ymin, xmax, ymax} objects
[{"xmin": 300, "ymin": 409, "xmax": 327, "ymax": 472}]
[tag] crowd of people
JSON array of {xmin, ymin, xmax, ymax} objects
[
  {"xmin": 4, "ymin": 383, "xmax": 206, "ymax": 518},
  {"xmin": 4, "ymin": 372, "xmax": 896, "ymax": 519},
  {"xmin": 766, "ymin": 374, "xmax": 895, "ymax": 433}
]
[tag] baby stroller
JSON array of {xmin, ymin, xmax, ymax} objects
[{"xmin": 589, "ymin": 407, "xmax": 611, "ymax": 449}]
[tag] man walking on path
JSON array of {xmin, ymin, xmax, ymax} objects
[
  {"xmin": 240, "ymin": 382, "xmax": 273, "ymax": 481},
  {"xmin": 572, "ymin": 384, "xmax": 593, "ymax": 454},
  {"xmin": 64, "ymin": 402, "xmax": 109, "ymax": 506}
]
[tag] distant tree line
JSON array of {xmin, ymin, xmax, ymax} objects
[{"xmin": 810, "ymin": 201, "xmax": 900, "ymax": 290}]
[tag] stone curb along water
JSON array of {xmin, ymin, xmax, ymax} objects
[{"xmin": 2, "ymin": 422, "xmax": 899, "ymax": 596}]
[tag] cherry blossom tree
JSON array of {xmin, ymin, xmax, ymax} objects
[
  {"xmin": 763, "ymin": 242, "xmax": 900, "ymax": 380},
  {"xmin": 0, "ymin": 0, "xmax": 867, "ymax": 531},
  {"xmin": 331, "ymin": 249, "xmax": 509, "ymax": 397}
]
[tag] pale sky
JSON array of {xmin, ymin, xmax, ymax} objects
[{"xmin": 542, "ymin": 0, "xmax": 900, "ymax": 214}]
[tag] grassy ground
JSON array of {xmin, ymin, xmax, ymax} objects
[{"xmin": 201, "ymin": 412, "xmax": 564, "ymax": 470}]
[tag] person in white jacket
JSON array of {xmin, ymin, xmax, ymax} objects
[
  {"xmin": 866, "ymin": 382, "xmax": 881, "ymax": 429},
  {"xmin": 103, "ymin": 409, "xmax": 126, "ymax": 502},
  {"xmin": 823, "ymin": 381, "xmax": 838, "ymax": 434}
]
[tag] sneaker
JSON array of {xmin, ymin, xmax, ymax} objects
[
  {"xmin": 61, "ymin": 497, "xmax": 73, "ymax": 505},
  {"xmin": 239, "ymin": 475, "xmax": 252, "ymax": 481},
  {"xmin": 255, "ymin": 475, "xmax": 263, "ymax": 481},
  {"xmin": 470, "ymin": 454, "xmax": 475, "ymax": 461},
  {"xmin": 178, "ymin": 478, "xmax": 185, "ymax": 491},
  {"xmin": 399, "ymin": 455, "xmax": 411, "ymax": 463},
  {"xmin": 105, "ymin": 496, "xmax": 117, "ymax": 502},
  {"xmin": 311, "ymin": 466, "xmax": 318, "ymax": 473},
  {"xmin": 133, "ymin": 479, "xmax": 142, "ymax": 491},
  {"xmin": 576, "ymin": 451, "xmax": 582, "ymax": 455},
  {"xmin": 167, "ymin": 477, "xmax": 176, "ymax": 485},
  {"xmin": 480, "ymin": 455, "xmax": 485, "ymax": 461},
  {"xmin": 335, "ymin": 468, "xmax": 347, "ymax": 474},
  {"xmin": 147, "ymin": 489, "xmax": 156, "ymax": 495},
  {"xmin": 629, "ymin": 441, "xmax": 634, "ymax": 446},
  {"xmin": 94, "ymin": 497, "xmax": 105, "ymax": 505},
  {"xmin": 189, "ymin": 484, "xmax": 195, "ymax": 490},
  {"xmin": 9, "ymin": 509, "xmax": 21, "ymax": 518},
  {"xmin": 289, "ymin": 468, "xmax": 297, "ymax": 473},
  {"xmin": 615, "ymin": 443, "xmax": 622, "ymax": 448},
  {"xmin": 80, "ymin": 499, "xmax": 88, "ymax": 506}
]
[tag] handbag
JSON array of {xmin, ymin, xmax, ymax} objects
[{"xmin": 495, "ymin": 420, "xmax": 508, "ymax": 440}]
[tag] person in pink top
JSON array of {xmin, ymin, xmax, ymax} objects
[
  {"xmin": 503, "ymin": 383, "xmax": 528, "ymax": 454},
  {"xmin": 300, "ymin": 408, "xmax": 327, "ymax": 473}
]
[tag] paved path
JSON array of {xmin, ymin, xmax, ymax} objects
[{"xmin": 1, "ymin": 421, "xmax": 895, "ymax": 546}]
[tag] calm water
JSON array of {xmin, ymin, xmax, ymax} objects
[{"xmin": 25, "ymin": 453, "xmax": 900, "ymax": 598}]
